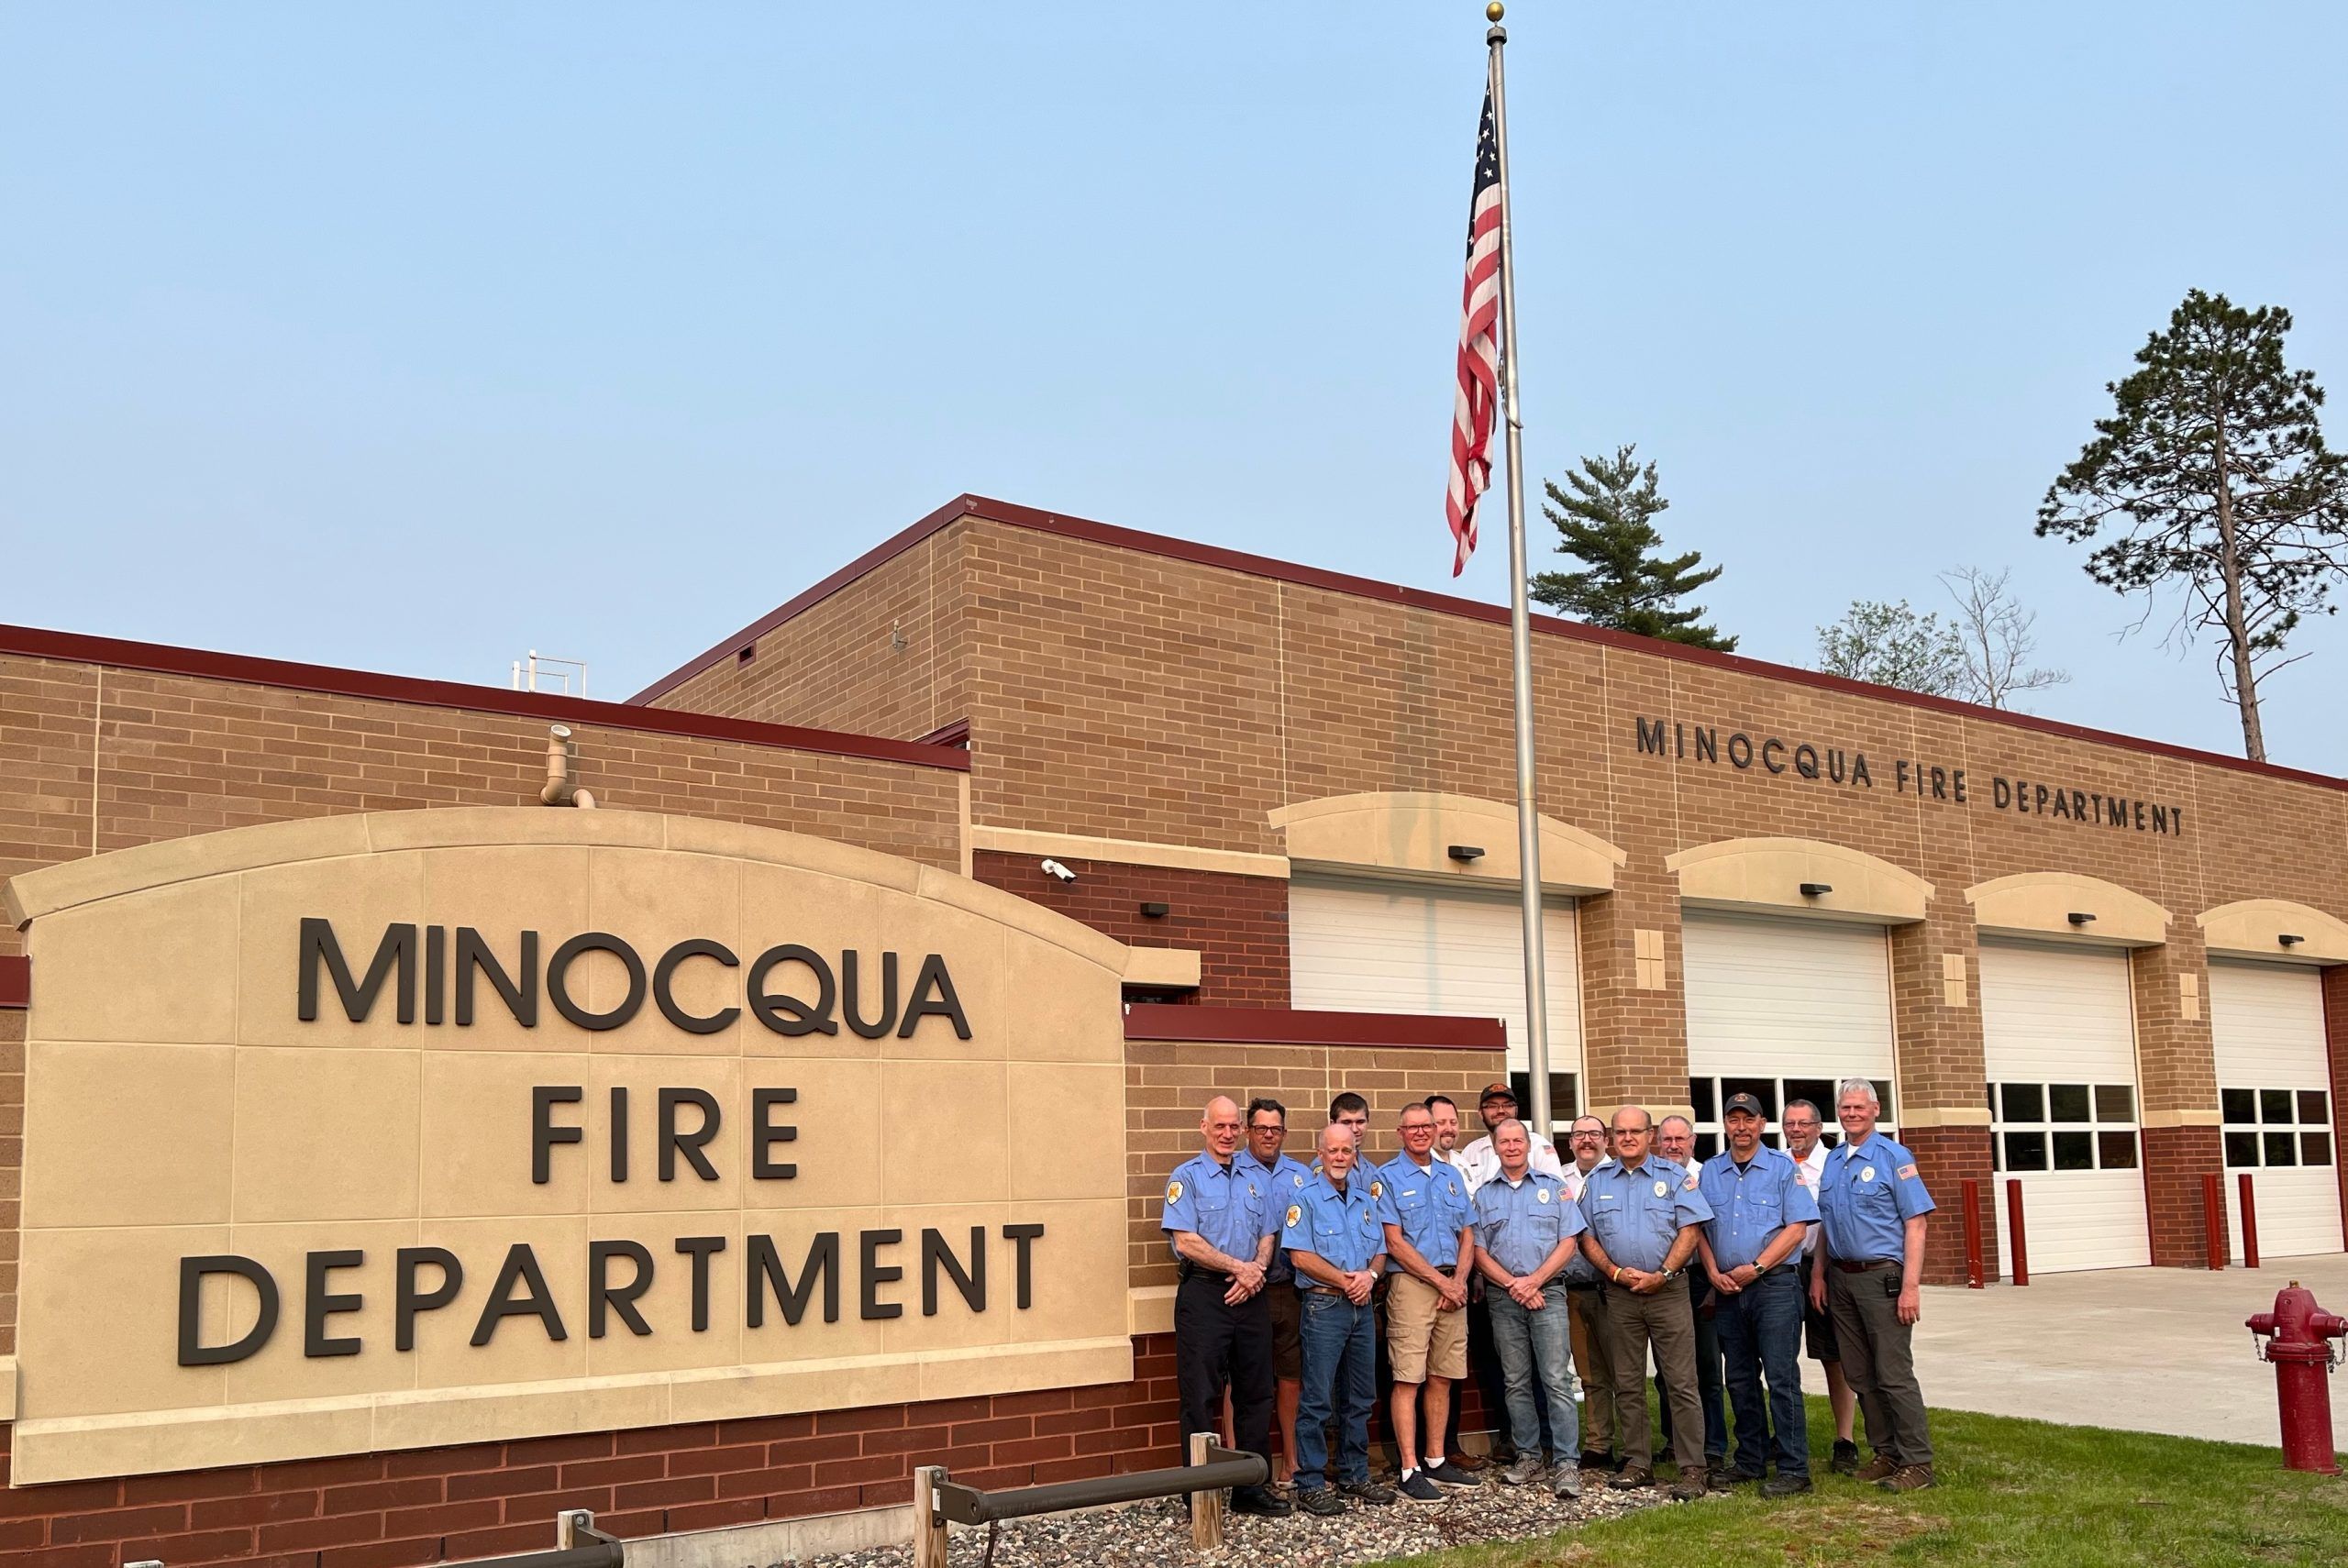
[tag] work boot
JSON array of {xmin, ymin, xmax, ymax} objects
[
  {"xmin": 1578, "ymin": 1451, "xmax": 1617, "ymax": 1476},
  {"xmin": 1669, "ymin": 1469, "xmax": 1709, "ymax": 1501},
  {"xmin": 1608, "ymin": 1465, "xmax": 1654, "ymax": 1490},
  {"xmin": 1761, "ymin": 1474, "xmax": 1814, "ymax": 1498},
  {"xmin": 1447, "ymin": 1449, "xmax": 1490, "ymax": 1473},
  {"xmin": 1854, "ymin": 1453, "xmax": 1899, "ymax": 1484},
  {"xmin": 1878, "ymin": 1463, "xmax": 1936, "ymax": 1493},
  {"xmin": 1295, "ymin": 1485, "xmax": 1346, "ymax": 1517},
  {"xmin": 1501, "ymin": 1456, "xmax": 1545, "ymax": 1487},
  {"xmin": 1230, "ymin": 1486, "xmax": 1292, "ymax": 1518},
  {"xmin": 1829, "ymin": 1440, "xmax": 1860, "ymax": 1475},
  {"xmin": 1338, "ymin": 1477, "xmax": 1396, "ymax": 1507}
]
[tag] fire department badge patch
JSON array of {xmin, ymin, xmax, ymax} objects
[
  {"xmin": 1286, "ymin": 1205, "xmax": 1301, "ymax": 1227},
  {"xmin": 1167, "ymin": 1180, "xmax": 1183, "ymax": 1202},
  {"xmin": 1537, "ymin": 1187, "xmax": 1552, "ymax": 1203}
]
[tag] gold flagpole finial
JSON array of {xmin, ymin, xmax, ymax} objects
[{"xmin": 1486, "ymin": 3, "xmax": 1504, "ymax": 21}]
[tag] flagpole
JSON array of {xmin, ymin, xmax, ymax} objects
[{"xmin": 1486, "ymin": 3, "xmax": 1555, "ymax": 1139}]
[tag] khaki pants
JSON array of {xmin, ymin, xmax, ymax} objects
[
  {"xmin": 1826, "ymin": 1262, "xmax": 1934, "ymax": 1466},
  {"xmin": 1567, "ymin": 1285, "xmax": 1613, "ymax": 1452},
  {"xmin": 1601, "ymin": 1275, "xmax": 1703, "ymax": 1476}
]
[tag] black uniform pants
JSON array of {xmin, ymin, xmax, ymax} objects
[{"xmin": 1174, "ymin": 1271, "xmax": 1275, "ymax": 1469}]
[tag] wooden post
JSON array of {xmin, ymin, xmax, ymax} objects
[
  {"xmin": 911, "ymin": 1465, "xmax": 949, "ymax": 1568},
  {"xmin": 1188, "ymin": 1431, "xmax": 1223, "ymax": 1550}
]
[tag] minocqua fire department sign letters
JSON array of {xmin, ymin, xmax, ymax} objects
[{"xmin": 2, "ymin": 810, "xmax": 1135, "ymax": 1484}]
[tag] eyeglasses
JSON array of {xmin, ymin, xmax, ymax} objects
[
  {"xmin": 1249, "ymin": 1122, "xmax": 1286, "ymax": 1134},
  {"xmin": 1569, "ymin": 1130, "xmax": 1606, "ymax": 1140},
  {"xmin": 1400, "ymin": 1123, "xmax": 1434, "ymax": 1135}
]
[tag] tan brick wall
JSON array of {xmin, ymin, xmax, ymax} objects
[
  {"xmin": 0, "ymin": 1006, "xmax": 18, "ymax": 1355},
  {"xmin": 0, "ymin": 654, "xmax": 964, "ymax": 964},
  {"xmin": 1122, "ymin": 1041, "xmax": 1506, "ymax": 1291},
  {"xmin": 648, "ymin": 528, "xmax": 970, "ymax": 742}
]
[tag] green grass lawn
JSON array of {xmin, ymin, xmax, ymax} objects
[{"xmin": 1400, "ymin": 1398, "xmax": 2347, "ymax": 1568}]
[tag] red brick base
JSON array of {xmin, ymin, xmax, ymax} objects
[
  {"xmin": 1901, "ymin": 1125, "xmax": 1994, "ymax": 1287},
  {"xmin": 0, "ymin": 1339, "xmax": 1182, "ymax": 1568},
  {"xmin": 2143, "ymin": 1124, "xmax": 2226, "ymax": 1268},
  {"xmin": 973, "ymin": 851, "xmax": 1290, "ymax": 1004}
]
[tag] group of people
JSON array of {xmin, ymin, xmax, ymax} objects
[{"xmin": 1159, "ymin": 1077, "xmax": 1938, "ymax": 1518}]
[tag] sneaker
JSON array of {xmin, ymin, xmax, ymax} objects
[
  {"xmin": 1830, "ymin": 1440, "xmax": 1860, "ymax": 1475},
  {"xmin": 1551, "ymin": 1464, "xmax": 1583, "ymax": 1501},
  {"xmin": 1230, "ymin": 1486, "xmax": 1293, "ymax": 1518},
  {"xmin": 1395, "ymin": 1469, "xmax": 1444, "ymax": 1502},
  {"xmin": 1501, "ymin": 1457, "xmax": 1545, "ymax": 1487},
  {"xmin": 1854, "ymin": 1454, "xmax": 1899, "ymax": 1484},
  {"xmin": 1878, "ymin": 1463, "xmax": 1936, "ymax": 1494},
  {"xmin": 1608, "ymin": 1465, "xmax": 1653, "ymax": 1490},
  {"xmin": 1295, "ymin": 1485, "xmax": 1346, "ymax": 1517},
  {"xmin": 1761, "ymin": 1474, "xmax": 1813, "ymax": 1498},
  {"xmin": 1338, "ymin": 1478, "xmax": 1396, "ymax": 1507},
  {"xmin": 1669, "ymin": 1469, "xmax": 1708, "ymax": 1501},
  {"xmin": 1578, "ymin": 1451, "xmax": 1617, "ymax": 1475},
  {"xmin": 1422, "ymin": 1458, "xmax": 1479, "ymax": 1488}
]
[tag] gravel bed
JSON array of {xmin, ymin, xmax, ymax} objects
[{"xmin": 796, "ymin": 1472, "xmax": 1676, "ymax": 1568}]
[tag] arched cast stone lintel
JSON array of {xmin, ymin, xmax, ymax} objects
[
  {"xmin": 1963, "ymin": 871, "xmax": 2172, "ymax": 950},
  {"xmin": 1661, "ymin": 836, "xmax": 1933, "ymax": 925},
  {"xmin": 2, "ymin": 805, "xmax": 1137, "ymax": 976},
  {"xmin": 1268, "ymin": 791, "xmax": 1625, "ymax": 896},
  {"xmin": 2197, "ymin": 898, "xmax": 2348, "ymax": 965}
]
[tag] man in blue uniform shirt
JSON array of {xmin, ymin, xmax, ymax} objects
[
  {"xmin": 1236, "ymin": 1097, "xmax": 1313, "ymax": 1487},
  {"xmin": 1810, "ymin": 1077, "xmax": 1937, "ymax": 1493},
  {"xmin": 1283, "ymin": 1123, "xmax": 1397, "ymax": 1515},
  {"xmin": 1375, "ymin": 1103, "xmax": 1479, "ymax": 1501},
  {"xmin": 1576, "ymin": 1106, "xmax": 1714, "ymax": 1500},
  {"xmin": 1162, "ymin": 1096, "xmax": 1290, "ymax": 1518},
  {"xmin": 1696, "ymin": 1093, "xmax": 1819, "ymax": 1496},
  {"xmin": 1471, "ymin": 1119, "xmax": 1588, "ymax": 1498}
]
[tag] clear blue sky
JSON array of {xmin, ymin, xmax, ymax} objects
[{"xmin": 6, "ymin": 4, "xmax": 2344, "ymax": 771}]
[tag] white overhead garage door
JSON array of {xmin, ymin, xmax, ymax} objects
[
  {"xmin": 2211, "ymin": 961, "xmax": 2342, "ymax": 1261},
  {"xmin": 1680, "ymin": 911, "xmax": 1899, "ymax": 1160},
  {"xmin": 1289, "ymin": 877, "xmax": 1582, "ymax": 1121},
  {"xmin": 1982, "ymin": 941, "xmax": 2150, "ymax": 1275}
]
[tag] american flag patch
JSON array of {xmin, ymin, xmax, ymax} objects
[{"xmin": 1897, "ymin": 1164, "xmax": 1918, "ymax": 1179}]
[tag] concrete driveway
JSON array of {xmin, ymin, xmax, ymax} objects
[{"xmin": 1910, "ymin": 1253, "xmax": 2348, "ymax": 1450}]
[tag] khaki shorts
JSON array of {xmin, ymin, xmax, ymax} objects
[{"xmin": 1385, "ymin": 1272, "xmax": 1468, "ymax": 1384}]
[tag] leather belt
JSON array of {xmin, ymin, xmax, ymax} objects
[{"xmin": 1831, "ymin": 1258, "xmax": 1898, "ymax": 1274}]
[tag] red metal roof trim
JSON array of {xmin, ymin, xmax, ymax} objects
[
  {"xmin": 0, "ymin": 956, "xmax": 27, "ymax": 1010},
  {"xmin": 0, "ymin": 624, "xmax": 969, "ymax": 773},
  {"xmin": 632, "ymin": 492, "xmax": 2345, "ymax": 794},
  {"xmin": 1124, "ymin": 1003, "xmax": 1505, "ymax": 1051}
]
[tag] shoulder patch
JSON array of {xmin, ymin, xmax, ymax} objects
[
  {"xmin": 1897, "ymin": 1164, "xmax": 1919, "ymax": 1180},
  {"xmin": 1683, "ymin": 1174, "xmax": 1700, "ymax": 1191},
  {"xmin": 1370, "ymin": 1180, "xmax": 1385, "ymax": 1198},
  {"xmin": 1286, "ymin": 1204, "xmax": 1301, "ymax": 1227},
  {"xmin": 1167, "ymin": 1179, "xmax": 1183, "ymax": 1203}
]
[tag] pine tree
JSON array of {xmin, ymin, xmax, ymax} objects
[
  {"xmin": 2038, "ymin": 290, "xmax": 2348, "ymax": 762},
  {"xmin": 1530, "ymin": 446, "xmax": 1736, "ymax": 650}
]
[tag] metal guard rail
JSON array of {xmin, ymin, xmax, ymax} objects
[{"xmin": 930, "ymin": 1445, "xmax": 1268, "ymax": 1525}]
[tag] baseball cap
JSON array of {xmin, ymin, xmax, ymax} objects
[
  {"xmin": 1722, "ymin": 1093, "xmax": 1767, "ymax": 1118},
  {"xmin": 1479, "ymin": 1080, "xmax": 1518, "ymax": 1106}
]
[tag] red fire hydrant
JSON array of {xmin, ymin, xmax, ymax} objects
[{"xmin": 2246, "ymin": 1281, "xmax": 2348, "ymax": 1474}]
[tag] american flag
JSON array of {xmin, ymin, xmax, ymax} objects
[{"xmin": 1446, "ymin": 84, "xmax": 1502, "ymax": 577}]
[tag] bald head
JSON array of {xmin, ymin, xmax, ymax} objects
[
  {"xmin": 1317, "ymin": 1121, "xmax": 1360, "ymax": 1182},
  {"xmin": 1200, "ymin": 1097, "xmax": 1242, "ymax": 1160}
]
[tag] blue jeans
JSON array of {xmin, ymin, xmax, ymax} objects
[
  {"xmin": 1488, "ymin": 1284, "xmax": 1581, "ymax": 1463},
  {"xmin": 1295, "ymin": 1288, "xmax": 1376, "ymax": 1489},
  {"xmin": 1712, "ymin": 1267, "xmax": 1810, "ymax": 1478}
]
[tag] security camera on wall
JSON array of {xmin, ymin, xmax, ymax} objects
[{"xmin": 1039, "ymin": 858, "xmax": 1078, "ymax": 883}]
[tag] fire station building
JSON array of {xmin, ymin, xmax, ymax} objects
[
  {"xmin": 633, "ymin": 494, "xmax": 2348, "ymax": 1282},
  {"xmin": 0, "ymin": 490, "xmax": 2342, "ymax": 1562}
]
